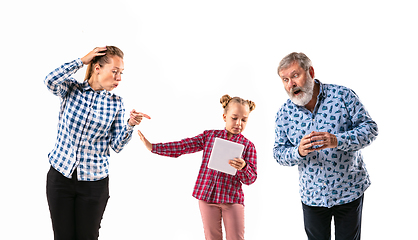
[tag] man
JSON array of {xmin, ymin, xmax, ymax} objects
[{"xmin": 273, "ymin": 52, "xmax": 378, "ymax": 240}]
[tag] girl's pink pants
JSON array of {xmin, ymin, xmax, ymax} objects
[{"xmin": 198, "ymin": 200, "xmax": 245, "ymax": 240}]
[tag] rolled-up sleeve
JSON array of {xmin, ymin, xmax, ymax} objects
[{"xmin": 44, "ymin": 59, "xmax": 84, "ymax": 98}]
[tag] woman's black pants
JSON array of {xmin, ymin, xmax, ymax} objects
[{"xmin": 46, "ymin": 166, "xmax": 109, "ymax": 240}]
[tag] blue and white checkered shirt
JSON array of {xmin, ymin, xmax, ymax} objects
[
  {"xmin": 273, "ymin": 80, "xmax": 378, "ymax": 207},
  {"xmin": 45, "ymin": 59, "xmax": 134, "ymax": 181}
]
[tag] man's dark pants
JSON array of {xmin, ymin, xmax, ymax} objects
[{"xmin": 302, "ymin": 194, "xmax": 364, "ymax": 240}]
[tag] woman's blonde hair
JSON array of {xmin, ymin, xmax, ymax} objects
[
  {"xmin": 84, "ymin": 46, "xmax": 124, "ymax": 81},
  {"xmin": 220, "ymin": 94, "xmax": 256, "ymax": 113}
]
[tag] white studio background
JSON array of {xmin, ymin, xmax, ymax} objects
[{"xmin": 1, "ymin": 0, "xmax": 416, "ymax": 239}]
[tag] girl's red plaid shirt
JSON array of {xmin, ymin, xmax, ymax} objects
[{"xmin": 152, "ymin": 129, "xmax": 257, "ymax": 205}]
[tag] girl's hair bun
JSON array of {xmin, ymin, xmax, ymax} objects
[
  {"xmin": 220, "ymin": 94, "xmax": 256, "ymax": 113},
  {"xmin": 220, "ymin": 94, "xmax": 232, "ymax": 109},
  {"xmin": 247, "ymin": 100, "xmax": 256, "ymax": 112}
]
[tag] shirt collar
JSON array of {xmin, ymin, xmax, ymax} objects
[
  {"xmin": 316, "ymin": 79, "xmax": 325, "ymax": 99},
  {"xmin": 81, "ymin": 81, "xmax": 111, "ymax": 96},
  {"xmin": 81, "ymin": 81, "xmax": 92, "ymax": 91},
  {"xmin": 223, "ymin": 128, "xmax": 242, "ymax": 140}
]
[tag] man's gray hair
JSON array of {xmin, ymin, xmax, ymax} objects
[{"xmin": 277, "ymin": 52, "xmax": 312, "ymax": 75}]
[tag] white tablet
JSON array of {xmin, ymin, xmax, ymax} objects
[{"xmin": 208, "ymin": 137, "xmax": 244, "ymax": 175}]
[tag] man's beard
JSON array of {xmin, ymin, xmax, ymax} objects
[{"xmin": 287, "ymin": 75, "xmax": 314, "ymax": 106}]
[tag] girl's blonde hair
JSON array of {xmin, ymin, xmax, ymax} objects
[
  {"xmin": 84, "ymin": 46, "xmax": 124, "ymax": 81},
  {"xmin": 220, "ymin": 94, "xmax": 256, "ymax": 113}
]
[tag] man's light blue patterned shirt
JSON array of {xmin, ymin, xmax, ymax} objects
[
  {"xmin": 44, "ymin": 59, "xmax": 134, "ymax": 181},
  {"xmin": 273, "ymin": 80, "xmax": 378, "ymax": 207}
]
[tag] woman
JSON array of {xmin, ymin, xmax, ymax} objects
[
  {"xmin": 137, "ymin": 94, "xmax": 257, "ymax": 240},
  {"xmin": 44, "ymin": 46, "xmax": 149, "ymax": 240}
]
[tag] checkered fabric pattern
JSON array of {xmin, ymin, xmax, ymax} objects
[
  {"xmin": 152, "ymin": 129, "xmax": 257, "ymax": 205},
  {"xmin": 44, "ymin": 59, "xmax": 134, "ymax": 181}
]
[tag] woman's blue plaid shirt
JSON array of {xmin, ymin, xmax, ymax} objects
[{"xmin": 44, "ymin": 59, "xmax": 134, "ymax": 181}]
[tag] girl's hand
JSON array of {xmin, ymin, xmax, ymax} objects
[
  {"xmin": 81, "ymin": 46, "xmax": 107, "ymax": 65},
  {"xmin": 137, "ymin": 130, "xmax": 152, "ymax": 151},
  {"xmin": 229, "ymin": 158, "xmax": 246, "ymax": 171},
  {"xmin": 128, "ymin": 109, "xmax": 151, "ymax": 126}
]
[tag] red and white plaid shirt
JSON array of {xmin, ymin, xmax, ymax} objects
[{"xmin": 152, "ymin": 129, "xmax": 257, "ymax": 205}]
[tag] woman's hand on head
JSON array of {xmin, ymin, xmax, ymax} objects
[
  {"xmin": 137, "ymin": 130, "xmax": 152, "ymax": 151},
  {"xmin": 81, "ymin": 46, "xmax": 107, "ymax": 65}
]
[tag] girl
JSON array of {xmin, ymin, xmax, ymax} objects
[
  {"xmin": 137, "ymin": 94, "xmax": 257, "ymax": 240},
  {"xmin": 44, "ymin": 46, "xmax": 150, "ymax": 240}
]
